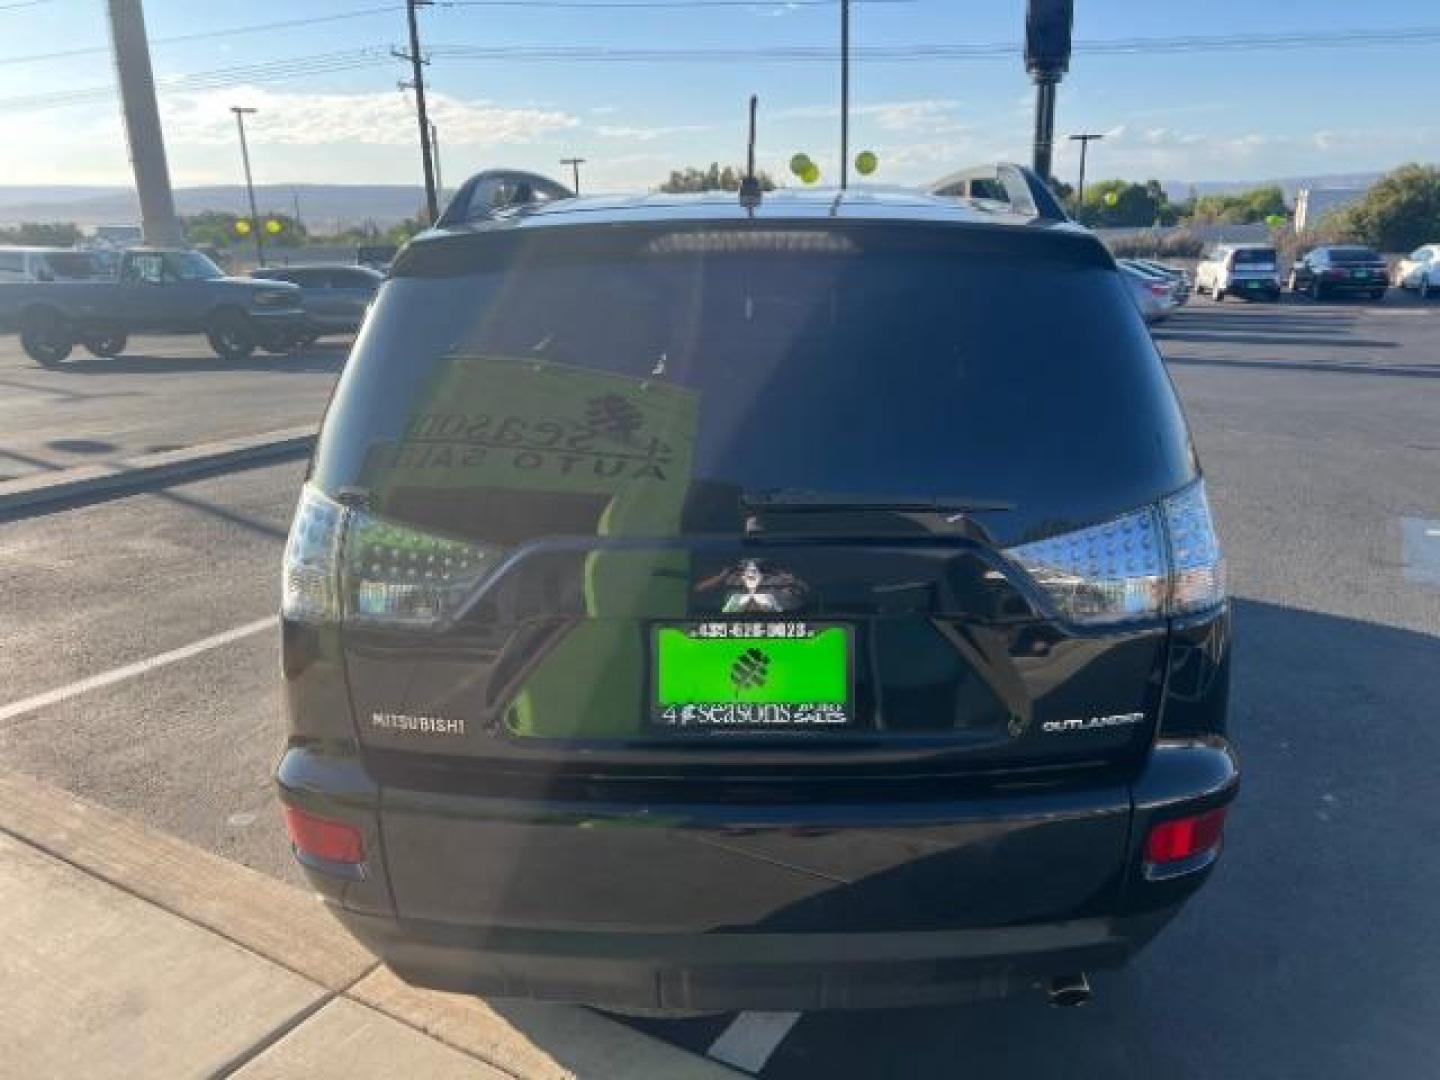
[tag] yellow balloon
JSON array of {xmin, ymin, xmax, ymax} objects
[
  {"xmin": 801, "ymin": 163, "xmax": 820, "ymax": 185},
  {"xmin": 264, "ymin": 219, "xmax": 283, "ymax": 235},
  {"xmin": 855, "ymin": 151, "xmax": 878, "ymax": 176},
  {"xmin": 234, "ymin": 219, "xmax": 251, "ymax": 235},
  {"xmin": 1103, "ymin": 190, "xmax": 1120, "ymax": 207}
]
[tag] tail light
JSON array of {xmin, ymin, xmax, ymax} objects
[
  {"xmin": 1144, "ymin": 806, "xmax": 1227, "ymax": 877},
  {"xmin": 281, "ymin": 484, "xmax": 500, "ymax": 629},
  {"xmin": 1004, "ymin": 479, "xmax": 1225, "ymax": 625},
  {"xmin": 1148, "ymin": 283, "xmax": 1170, "ymax": 296},
  {"xmin": 283, "ymin": 805, "xmax": 365, "ymax": 866}
]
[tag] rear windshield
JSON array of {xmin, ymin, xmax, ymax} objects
[
  {"xmin": 1329, "ymin": 247, "xmax": 1382, "ymax": 264},
  {"xmin": 314, "ymin": 223, "xmax": 1195, "ymax": 547},
  {"xmin": 1230, "ymin": 248, "xmax": 1276, "ymax": 265}
]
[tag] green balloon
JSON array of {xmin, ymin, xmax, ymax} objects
[
  {"xmin": 789, "ymin": 153, "xmax": 813, "ymax": 177},
  {"xmin": 801, "ymin": 163, "xmax": 820, "ymax": 185},
  {"xmin": 1103, "ymin": 190, "xmax": 1119, "ymax": 207},
  {"xmin": 855, "ymin": 150, "xmax": 878, "ymax": 176},
  {"xmin": 1265, "ymin": 214, "xmax": 1286, "ymax": 229}
]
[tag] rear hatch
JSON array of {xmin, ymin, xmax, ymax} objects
[
  {"xmin": 1228, "ymin": 246, "xmax": 1278, "ymax": 283},
  {"xmin": 304, "ymin": 216, "xmax": 1202, "ymax": 927},
  {"xmin": 1327, "ymin": 246, "xmax": 1388, "ymax": 283},
  {"xmin": 314, "ymin": 218, "xmax": 1197, "ymax": 781}
]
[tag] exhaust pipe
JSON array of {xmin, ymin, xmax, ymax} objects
[{"xmin": 1046, "ymin": 973, "xmax": 1091, "ymax": 1008}]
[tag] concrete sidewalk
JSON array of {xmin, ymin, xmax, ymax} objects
[{"xmin": 0, "ymin": 770, "xmax": 739, "ymax": 1079}]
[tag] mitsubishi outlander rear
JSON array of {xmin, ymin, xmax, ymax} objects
[{"xmin": 276, "ymin": 171, "xmax": 1237, "ymax": 1012}]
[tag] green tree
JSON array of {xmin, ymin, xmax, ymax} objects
[
  {"xmin": 658, "ymin": 163, "xmax": 776, "ymax": 193},
  {"xmin": 1079, "ymin": 179, "xmax": 1180, "ymax": 227},
  {"xmin": 1328, "ymin": 164, "xmax": 1440, "ymax": 252},
  {"xmin": 1189, "ymin": 185, "xmax": 1287, "ymax": 225},
  {"xmin": 0, "ymin": 221, "xmax": 82, "ymax": 246}
]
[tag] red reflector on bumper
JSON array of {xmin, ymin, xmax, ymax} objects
[
  {"xmin": 283, "ymin": 806, "xmax": 364, "ymax": 865},
  {"xmin": 1145, "ymin": 807, "xmax": 1227, "ymax": 864}
]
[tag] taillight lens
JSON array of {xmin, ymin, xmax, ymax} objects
[
  {"xmin": 344, "ymin": 508, "xmax": 498, "ymax": 628},
  {"xmin": 281, "ymin": 485, "xmax": 343, "ymax": 622},
  {"xmin": 1004, "ymin": 479, "xmax": 1225, "ymax": 625},
  {"xmin": 283, "ymin": 805, "xmax": 364, "ymax": 865},
  {"xmin": 1148, "ymin": 283, "xmax": 1170, "ymax": 296},
  {"xmin": 281, "ymin": 483, "xmax": 499, "ymax": 628},
  {"xmin": 1145, "ymin": 807, "xmax": 1227, "ymax": 866}
]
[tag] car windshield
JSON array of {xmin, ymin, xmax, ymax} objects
[
  {"xmin": 166, "ymin": 251, "xmax": 223, "ymax": 280},
  {"xmin": 315, "ymin": 225, "xmax": 1192, "ymax": 542},
  {"xmin": 1330, "ymin": 247, "xmax": 1382, "ymax": 263},
  {"xmin": 1231, "ymin": 248, "xmax": 1276, "ymax": 265}
]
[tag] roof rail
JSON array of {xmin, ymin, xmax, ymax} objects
[
  {"xmin": 435, "ymin": 169, "xmax": 575, "ymax": 228},
  {"xmin": 925, "ymin": 163, "xmax": 1070, "ymax": 223}
]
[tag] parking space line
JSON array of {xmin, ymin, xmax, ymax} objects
[
  {"xmin": 706, "ymin": 1011, "xmax": 801, "ymax": 1075},
  {"xmin": 0, "ymin": 616, "xmax": 275, "ymax": 724}
]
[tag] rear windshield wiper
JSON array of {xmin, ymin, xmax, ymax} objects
[{"xmin": 740, "ymin": 490, "xmax": 1015, "ymax": 515}]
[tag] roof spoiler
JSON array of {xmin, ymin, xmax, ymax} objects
[
  {"xmin": 925, "ymin": 163, "xmax": 1070, "ymax": 222},
  {"xmin": 436, "ymin": 169, "xmax": 574, "ymax": 228}
]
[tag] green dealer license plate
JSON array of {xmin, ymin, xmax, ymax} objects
[{"xmin": 650, "ymin": 622, "xmax": 854, "ymax": 731}]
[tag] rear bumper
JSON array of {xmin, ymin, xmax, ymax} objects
[
  {"xmin": 277, "ymin": 739, "xmax": 1237, "ymax": 1009},
  {"xmin": 339, "ymin": 907, "xmax": 1178, "ymax": 1011}
]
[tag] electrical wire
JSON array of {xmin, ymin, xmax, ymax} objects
[{"xmin": 4, "ymin": 25, "xmax": 1439, "ymax": 114}]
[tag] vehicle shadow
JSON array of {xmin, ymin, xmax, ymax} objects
[
  {"xmin": 740, "ymin": 598, "xmax": 1440, "ymax": 1079},
  {"xmin": 1154, "ymin": 330, "xmax": 1395, "ymax": 349},
  {"xmin": 47, "ymin": 348, "xmax": 347, "ymax": 376}
]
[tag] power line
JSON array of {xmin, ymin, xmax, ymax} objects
[
  {"xmin": 0, "ymin": 6, "xmax": 400, "ymax": 67},
  {"xmin": 5, "ymin": 26, "xmax": 1440, "ymax": 114}
]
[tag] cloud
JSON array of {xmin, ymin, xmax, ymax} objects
[
  {"xmin": 775, "ymin": 99, "xmax": 965, "ymax": 134},
  {"xmin": 593, "ymin": 123, "xmax": 712, "ymax": 143},
  {"xmin": 160, "ymin": 86, "xmax": 578, "ymax": 148}
]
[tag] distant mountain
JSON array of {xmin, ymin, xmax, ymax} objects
[
  {"xmin": 1159, "ymin": 173, "xmax": 1383, "ymax": 202},
  {"xmin": 0, "ymin": 184, "xmax": 431, "ymax": 231}
]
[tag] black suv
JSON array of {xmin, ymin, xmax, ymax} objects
[
  {"xmin": 277, "ymin": 168, "xmax": 1237, "ymax": 1012},
  {"xmin": 1289, "ymin": 245, "xmax": 1389, "ymax": 300}
]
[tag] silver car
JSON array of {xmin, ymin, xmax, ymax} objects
[{"xmin": 1120, "ymin": 261, "xmax": 1180, "ymax": 323}]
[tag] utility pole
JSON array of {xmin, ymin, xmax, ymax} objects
[
  {"xmin": 1068, "ymin": 132, "xmax": 1103, "ymax": 222},
  {"xmin": 397, "ymin": 0, "xmax": 438, "ymax": 223},
  {"xmin": 106, "ymin": 0, "xmax": 181, "ymax": 245},
  {"xmin": 230, "ymin": 106, "xmax": 264, "ymax": 267},
  {"xmin": 430, "ymin": 121, "xmax": 444, "ymax": 204},
  {"xmin": 1024, "ymin": 0, "xmax": 1074, "ymax": 182},
  {"xmin": 559, "ymin": 157, "xmax": 585, "ymax": 194},
  {"xmin": 839, "ymin": 0, "xmax": 850, "ymax": 189}
]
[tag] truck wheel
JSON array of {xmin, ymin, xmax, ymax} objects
[
  {"xmin": 206, "ymin": 310, "xmax": 257, "ymax": 361},
  {"xmin": 21, "ymin": 309, "xmax": 74, "ymax": 366},
  {"xmin": 82, "ymin": 330, "xmax": 128, "ymax": 358}
]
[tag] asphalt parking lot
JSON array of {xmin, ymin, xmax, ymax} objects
[{"xmin": 2, "ymin": 293, "xmax": 1439, "ymax": 1076}]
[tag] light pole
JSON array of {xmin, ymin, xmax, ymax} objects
[
  {"xmin": 1024, "ymin": 0, "xmax": 1074, "ymax": 182},
  {"xmin": 1068, "ymin": 132, "xmax": 1103, "ymax": 222},
  {"xmin": 559, "ymin": 157, "xmax": 585, "ymax": 194},
  {"xmin": 430, "ymin": 121, "xmax": 444, "ymax": 204},
  {"xmin": 840, "ymin": 0, "xmax": 850, "ymax": 189},
  {"xmin": 230, "ymin": 106, "xmax": 264, "ymax": 266}
]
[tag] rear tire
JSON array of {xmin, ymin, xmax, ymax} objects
[
  {"xmin": 1422, "ymin": 275, "xmax": 1432, "ymax": 300},
  {"xmin": 1213, "ymin": 288, "xmax": 1225, "ymax": 302},
  {"xmin": 1370, "ymin": 289, "xmax": 1385, "ymax": 302},
  {"xmin": 206, "ymin": 310, "xmax": 257, "ymax": 361},
  {"xmin": 82, "ymin": 330, "xmax": 128, "ymax": 358},
  {"xmin": 1310, "ymin": 279, "xmax": 1325, "ymax": 301},
  {"xmin": 20, "ymin": 308, "xmax": 74, "ymax": 366}
]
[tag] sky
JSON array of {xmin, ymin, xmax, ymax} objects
[{"xmin": 0, "ymin": 0, "xmax": 1437, "ymax": 194}]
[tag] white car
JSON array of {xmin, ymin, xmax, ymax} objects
[
  {"xmin": 1392, "ymin": 244, "xmax": 1440, "ymax": 298},
  {"xmin": 1194, "ymin": 244, "xmax": 1282, "ymax": 302},
  {"xmin": 0, "ymin": 246, "xmax": 103, "ymax": 283},
  {"xmin": 1120, "ymin": 262, "xmax": 1180, "ymax": 323}
]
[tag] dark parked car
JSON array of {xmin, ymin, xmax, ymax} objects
[
  {"xmin": 250, "ymin": 264, "xmax": 383, "ymax": 343},
  {"xmin": 277, "ymin": 167, "xmax": 1237, "ymax": 1014},
  {"xmin": 1288, "ymin": 245, "xmax": 1389, "ymax": 300}
]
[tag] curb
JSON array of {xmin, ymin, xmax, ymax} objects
[
  {"xmin": 0, "ymin": 425, "xmax": 317, "ymax": 516},
  {"xmin": 0, "ymin": 770, "xmax": 741, "ymax": 1080}
]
